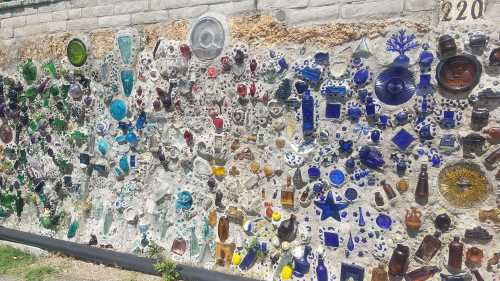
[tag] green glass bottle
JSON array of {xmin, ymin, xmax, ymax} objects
[{"xmin": 67, "ymin": 220, "xmax": 79, "ymax": 238}]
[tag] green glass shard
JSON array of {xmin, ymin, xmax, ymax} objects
[
  {"xmin": 22, "ymin": 59, "xmax": 37, "ymax": 82},
  {"xmin": 43, "ymin": 60, "xmax": 57, "ymax": 78}
]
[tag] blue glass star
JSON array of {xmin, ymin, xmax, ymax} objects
[{"xmin": 314, "ymin": 191, "xmax": 349, "ymax": 221}]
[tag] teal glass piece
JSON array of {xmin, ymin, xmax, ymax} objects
[
  {"xmin": 176, "ymin": 191, "xmax": 193, "ymax": 211},
  {"xmin": 119, "ymin": 155, "xmax": 129, "ymax": 175},
  {"xmin": 67, "ymin": 220, "xmax": 79, "ymax": 238},
  {"xmin": 117, "ymin": 35, "xmax": 133, "ymax": 64},
  {"xmin": 121, "ymin": 70, "xmax": 134, "ymax": 97},
  {"xmin": 97, "ymin": 139, "xmax": 109, "ymax": 155},
  {"xmin": 110, "ymin": 99, "xmax": 127, "ymax": 121},
  {"xmin": 190, "ymin": 227, "xmax": 200, "ymax": 257}
]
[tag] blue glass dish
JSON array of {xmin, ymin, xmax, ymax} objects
[{"xmin": 375, "ymin": 66, "xmax": 416, "ymax": 105}]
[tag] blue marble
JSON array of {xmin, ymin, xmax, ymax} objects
[
  {"xmin": 323, "ymin": 232, "xmax": 339, "ymax": 247},
  {"xmin": 110, "ymin": 99, "xmax": 127, "ymax": 121},
  {"xmin": 117, "ymin": 35, "xmax": 133, "ymax": 65},
  {"xmin": 392, "ymin": 129, "xmax": 415, "ymax": 151},
  {"xmin": 121, "ymin": 70, "xmax": 134, "ymax": 97},
  {"xmin": 314, "ymin": 191, "xmax": 348, "ymax": 221},
  {"xmin": 176, "ymin": 191, "xmax": 193, "ymax": 211},
  {"xmin": 376, "ymin": 213, "xmax": 392, "ymax": 230},
  {"xmin": 344, "ymin": 187, "xmax": 358, "ymax": 201},
  {"xmin": 358, "ymin": 146, "xmax": 385, "ymax": 169},
  {"xmin": 329, "ymin": 169, "xmax": 345, "ymax": 186}
]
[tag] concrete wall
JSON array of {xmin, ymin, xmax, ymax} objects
[{"xmin": 0, "ymin": 0, "xmax": 498, "ymax": 41}]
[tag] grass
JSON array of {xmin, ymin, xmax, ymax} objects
[
  {"xmin": 0, "ymin": 245, "xmax": 35, "ymax": 274},
  {"xmin": 25, "ymin": 266, "xmax": 57, "ymax": 281}
]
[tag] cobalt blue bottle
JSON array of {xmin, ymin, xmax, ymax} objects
[
  {"xmin": 316, "ymin": 254, "xmax": 328, "ymax": 281},
  {"xmin": 293, "ymin": 245, "xmax": 311, "ymax": 277},
  {"xmin": 302, "ymin": 90, "xmax": 314, "ymax": 135}
]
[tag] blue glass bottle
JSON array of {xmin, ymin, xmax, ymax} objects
[
  {"xmin": 316, "ymin": 254, "xmax": 328, "ymax": 281},
  {"xmin": 293, "ymin": 245, "xmax": 311, "ymax": 277},
  {"xmin": 302, "ymin": 90, "xmax": 314, "ymax": 135},
  {"xmin": 239, "ymin": 245, "xmax": 258, "ymax": 270}
]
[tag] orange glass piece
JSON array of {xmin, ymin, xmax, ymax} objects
[
  {"xmin": 466, "ymin": 247, "xmax": 484, "ymax": 266},
  {"xmin": 396, "ymin": 179, "xmax": 409, "ymax": 193},
  {"xmin": 215, "ymin": 242, "xmax": 235, "ymax": 266},
  {"xmin": 218, "ymin": 216, "xmax": 229, "ymax": 242}
]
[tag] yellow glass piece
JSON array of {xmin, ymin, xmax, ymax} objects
[
  {"xmin": 272, "ymin": 211, "xmax": 281, "ymax": 222},
  {"xmin": 281, "ymin": 265, "xmax": 293, "ymax": 280},
  {"xmin": 438, "ymin": 162, "xmax": 491, "ymax": 208},
  {"xmin": 479, "ymin": 208, "xmax": 500, "ymax": 223},
  {"xmin": 212, "ymin": 166, "xmax": 225, "ymax": 177},
  {"xmin": 232, "ymin": 253, "xmax": 242, "ymax": 265}
]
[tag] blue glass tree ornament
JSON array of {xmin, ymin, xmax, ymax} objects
[
  {"xmin": 293, "ymin": 245, "xmax": 312, "ymax": 277},
  {"xmin": 376, "ymin": 213, "xmax": 392, "ymax": 230},
  {"xmin": 386, "ymin": 29, "xmax": 419, "ymax": 67},
  {"xmin": 176, "ymin": 191, "xmax": 193, "ymax": 211},
  {"xmin": 358, "ymin": 207, "xmax": 366, "ymax": 226},
  {"xmin": 340, "ymin": 263, "xmax": 365, "ymax": 281},
  {"xmin": 117, "ymin": 35, "xmax": 133, "ymax": 64},
  {"xmin": 302, "ymin": 90, "xmax": 314, "ymax": 135},
  {"xmin": 239, "ymin": 245, "xmax": 258, "ymax": 270},
  {"xmin": 276, "ymin": 78, "xmax": 291, "ymax": 100},
  {"xmin": 136, "ymin": 111, "xmax": 146, "ymax": 129},
  {"xmin": 347, "ymin": 232, "xmax": 355, "ymax": 251},
  {"xmin": 110, "ymin": 99, "xmax": 127, "ymax": 121},
  {"xmin": 316, "ymin": 254, "xmax": 328, "ymax": 281},
  {"xmin": 121, "ymin": 70, "xmax": 134, "ymax": 97},
  {"xmin": 358, "ymin": 146, "xmax": 385, "ymax": 169},
  {"xmin": 375, "ymin": 66, "xmax": 416, "ymax": 105},
  {"xmin": 314, "ymin": 191, "xmax": 348, "ymax": 221}
]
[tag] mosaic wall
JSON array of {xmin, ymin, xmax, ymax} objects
[{"xmin": 0, "ymin": 13, "xmax": 499, "ymax": 281}]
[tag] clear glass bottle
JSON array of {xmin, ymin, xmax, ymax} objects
[{"xmin": 415, "ymin": 232, "xmax": 442, "ymax": 263}]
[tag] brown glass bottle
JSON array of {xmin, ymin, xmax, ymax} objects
[
  {"xmin": 448, "ymin": 236, "xmax": 463, "ymax": 270},
  {"xmin": 389, "ymin": 244, "xmax": 410, "ymax": 276},
  {"xmin": 374, "ymin": 192, "xmax": 385, "ymax": 206},
  {"xmin": 415, "ymin": 164, "xmax": 429, "ymax": 201},
  {"xmin": 382, "ymin": 181, "xmax": 397, "ymax": 200},
  {"xmin": 281, "ymin": 175, "xmax": 295, "ymax": 208},
  {"xmin": 483, "ymin": 127, "xmax": 500, "ymax": 140},
  {"xmin": 415, "ymin": 232, "xmax": 442, "ymax": 263},
  {"xmin": 404, "ymin": 266, "xmax": 440, "ymax": 281},
  {"xmin": 217, "ymin": 216, "xmax": 229, "ymax": 242},
  {"xmin": 371, "ymin": 264, "xmax": 388, "ymax": 281},
  {"xmin": 484, "ymin": 147, "xmax": 500, "ymax": 168}
]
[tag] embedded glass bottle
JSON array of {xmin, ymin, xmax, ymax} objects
[
  {"xmin": 371, "ymin": 264, "xmax": 388, "ymax": 281},
  {"xmin": 302, "ymin": 90, "xmax": 314, "ymax": 135},
  {"xmin": 389, "ymin": 244, "xmax": 410, "ymax": 276},
  {"xmin": 217, "ymin": 216, "xmax": 229, "ymax": 242},
  {"xmin": 404, "ymin": 266, "xmax": 440, "ymax": 281},
  {"xmin": 382, "ymin": 181, "xmax": 397, "ymax": 200},
  {"xmin": 281, "ymin": 175, "xmax": 295, "ymax": 209},
  {"xmin": 415, "ymin": 164, "xmax": 429, "ymax": 201},
  {"xmin": 483, "ymin": 127, "xmax": 500, "ymax": 140},
  {"xmin": 415, "ymin": 232, "xmax": 442, "ymax": 263},
  {"xmin": 316, "ymin": 254, "xmax": 328, "ymax": 281},
  {"xmin": 448, "ymin": 236, "xmax": 463, "ymax": 270}
]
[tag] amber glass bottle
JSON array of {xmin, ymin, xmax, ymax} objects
[
  {"xmin": 415, "ymin": 164, "xmax": 429, "ymax": 201},
  {"xmin": 281, "ymin": 175, "xmax": 295, "ymax": 208},
  {"xmin": 415, "ymin": 232, "xmax": 442, "ymax": 263},
  {"xmin": 388, "ymin": 244, "xmax": 409, "ymax": 276},
  {"xmin": 448, "ymin": 236, "xmax": 464, "ymax": 270},
  {"xmin": 371, "ymin": 264, "xmax": 388, "ymax": 281},
  {"xmin": 217, "ymin": 216, "xmax": 229, "ymax": 242}
]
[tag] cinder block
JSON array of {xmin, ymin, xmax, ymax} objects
[
  {"xmin": 0, "ymin": 10, "xmax": 12, "ymax": 20},
  {"xmin": 71, "ymin": 0, "xmax": 98, "ymax": 8},
  {"xmin": 169, "ymin": 5, "xmax": 209, "ymax": 19},
  {"xmin": 52, "ymin": 10, "xmax": 69, "ymax": 21},
  {"xmin": 1, "ymin": 16, "xmax": 27, "ymax": 29},
  {"xmin": 114, "ymin": 1, "xmax": 149, "ymax": 15},
  {"xmin": 47, "ymin": 21, "xmax": 67, "ymax": 33},
  {"xmin": 81, "ymin": 5, "xmax": 114, "ymax": 18},
  {"xmin": 151, "ymin": 0, "xmax": 229, "ymax": 10},
  {"xmin": 405, "ymin": 0, "xmax": 436, "ymax": 12},
  {"xmin": 98, "ymin": 14, "xmax": 131, "ymax": 28},
  {"xmin": 67, "ymin": 17, "xmax": 99, "ymax": 31},
  {"xmin": 257, "ymin": 0, "xmax": 309, "ymax": 10},
  {"xmin": 0, "ymin": 27, "xmax": 13, "ymax": 40},
  {"xmin": 14, "ymin": 24, "xmax": 47, "ymax": 37},
  {"xmin": 68, "ymin": 8, "xmax": 82, "ymax": 19},
  {"xmin": 132, "ymin": 10, "xmax": 169, "ymax": 24},
  {"xmin": 209, "ymin": 0, "xmax": 256, "ymax": 15},
  {"xmin": 341, "ymin": 0, "xmax": 404, "ymax": 19},
  {"xmin": 26, "ymin": 12, "xmax": 52, "ymax": 25},
  {"xmin": 485, "ymin": 2, "xmax": 500, "ymax": 21},
  {"xmin": 37, "ymin": 1, "xmax": 67, "ymax": 13},
  {"xmin": 285, "ymin": 5, "xmax": 340, "ymax": 24},
  {"xmin": 309, "ymin": 0, "xmax": 347, "ymax": 7}
]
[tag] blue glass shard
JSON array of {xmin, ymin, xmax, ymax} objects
[
  {"xmin": 392, "ymin": 129, "xmax": 416, "ymax": 151},
  {"xmin": 340, "ymin": 263, "xmax": 365, "ymax": 281},
  {"xmin": 323, "ymin": 85, "xmax": 347, "ymax": 97},
  {"xmin": 325, "ymin": 103, "xmax": 341, "ymax": 119},
  {"xmin": 119, "ymin": 154, "xmax": 129, "ymax": 174},
  {"xmin": 97, "ymin": 139, "xmax": 109, "ymax": 155},
  {"xmin": 136, "ymin": 111, "xmax": 146, "ymax": 129},
  {"xmin": 442, "ymin": 110, "xmax": 455, "ymax": 128},
  {"xmin": 314, "ymin": 52, "xmax": 329, "ymax": 65},
  {"xmin": 295, "ymin": 80, "xmax": 308, "ymax": 94},
  {"xmin": 358, "ymin": 89, "xmax": 369, "ymax": 103},
  {"xmin": 308, "ymin": 167, "xmax": 321, "ymax": 179},
  {"xmin": 176, "ymin": 191, "xmax": 193, "ymax": 211},
  {"xmin": 359, "ymin": 146, "xmax": 384, "ymax": 169},
  {"xmin": 277, "ymin": 57, "xmax": 288, "ymax": 73},
  {"xmin": 117, "ymin": 35, "xmax": 133, "ymax": 64},
  {"xmin": 126, "ymin": 131, "xmax": 138, "ymax": 147},
  {"xmin": 115, "ymin": 135, "xmax": 127, "ymax": 144},
  {"xmin": 301, "ymin": 66, "xmax": 321, "ymax": 85},
  {"xmin": 353, "ymin": 69, "xmax": 369, "ymax": 85},
  {"xmin": 323, "ymin": 231, "xmax": 339, "ymax": 247},
  {"xmin": 121, "ymin": 70, "xmax": 134, "ymax": 97}
]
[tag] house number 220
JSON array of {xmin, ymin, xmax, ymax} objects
[{"xmin": 441, "ymin": 0, "xmax": 484, "ymax": 21}]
